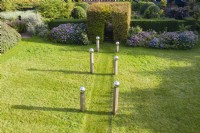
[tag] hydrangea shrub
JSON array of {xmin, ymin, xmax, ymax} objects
[
  {"xmin": 127, "ymin": 31, "xmax": 157, "ymax": 46},
  {"xmin": 127, "ymin": 30, "xmax": 198, "ymax": 49},
  {"xmin": 149, "ymin": 31, "xmax": 198, "ymax": 49},
  {"xmin": 49, "ymin": 23, "xmax": 89, "ymax": 45}
]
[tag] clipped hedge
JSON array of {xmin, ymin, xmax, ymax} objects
[
  {"xmin": 0, "ymin": 21, "xmax": 21, "ymax": 54},
  {"xmin": 87, "ymin": 2, "xmax": 131, "ymax": 43},
  {"xmin": 131, "ymin": 19, "xmax": 196, "ymax": 32},
  {"xmin": 48, "ymin": 18, "xmax": 87, "ymax": 29}
]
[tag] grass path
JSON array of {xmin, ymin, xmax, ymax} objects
[{"xmin": 82, "ymin": 45, "xmax": 115, "ymax": 133}]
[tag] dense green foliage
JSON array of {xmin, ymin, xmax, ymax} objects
[
  {"xmin": 0, "ymin": 0, "xmax": 39, "ymax": 11},
  {"xmin": 8, "ymin": 20, "xmax": 27, "ymax": 33},
  {"xmin": 143, "ymin": 5, "xmax": 161, "ymax": 19},
  {"xmin": 0, "ymin": 37, "xmax": 200, "ymax": 132},
  {"xmin": 0, "ymin": 0, "xmax": 17, "ymax": 11},
  {"xmin": 193, "ymin": 3, "xmax": 200, "ymax": 20},
  {"xmin": 71, "ymin": 6, "xmax": 86, "ymax": 19},
  {"xmin": 37, "ymin": 0, "xmax": 74, "ymax": 21},
  {"xmin": 131, "ymin": 19, "xmax": 196, "ymax": 32},
  {"xmin": 75, "ymin": 2, "xmax": 89, "ymax": 11},
  {"xmin": 140, "ymin": 2, "xmax": 155, "ymax": 15},
  {"xmin": 87, "ymin": 2, "xmax": 131, "ymax": 43},
  {"xmin": 48, "ymin": 18, "xmax": 86, "ymax": 29},
  {"xmin": 0, "ymin": 11, "xmax": 44, "ymax": 34},
  {"xmin": 0, "ymin": 21, "xmax": 21, "ymax": 54}
]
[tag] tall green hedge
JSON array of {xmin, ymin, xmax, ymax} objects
[
  {"xmin": 0, "ymin": 21, "xmax": 21, "ymax": 54},
  {"xmin": 87, "ymin": 2, "xmax": 131, "ymax": 43},
  {"xmin": 131, "ymin": 19, "xmax": 197, "ymax": 32}
]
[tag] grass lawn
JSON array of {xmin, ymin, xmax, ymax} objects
[{"xmin": 0, "ymin": 37, "xmax": 200, "ymax": 133}]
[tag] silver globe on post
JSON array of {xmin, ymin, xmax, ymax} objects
[
  {"xmin": 114, "ymin": 56, "xmax": 119, "ymax": 75},
  {"xmin": 116, "ymin": 41, "xmax": 120, "ymax": 52},
  {"xmin": 80, "ymin": 86, "xmax": 86, "ymax": 112},
  {"xmin": 89, "ymin": 48, "xmax": 94, "ymax": 74},
  {"xmin": 96, "ymin": 36, "xmax": 100, "ymax": 52},
  {"xmin": 113, "ymin": 81, "xmax": 120, "ymax": 115}
]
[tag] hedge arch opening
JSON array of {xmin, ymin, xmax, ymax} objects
[
  {"xmin": 104, "ymin": 21, "xmax": 113, "ymax": 42},
  {"xmin": 87, "ymin": 2, "xmax": 131, "ymax": 43}
]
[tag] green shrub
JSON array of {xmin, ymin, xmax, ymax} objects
[
  {"xmin": 156, "ymin": 0, "xmax": 167, "ymax": 9},
  {"xmin": 64, "ymin": 2, "xmax": 75, "ymax": 19},
  {"xmin": 9, "ymin": 20, "xmax": 27, "ymax": 33},
  {"xmin": 131, "ymin": 19, "xmax": 196, "ymax": 32},
  {"xmin": 0, "ymin": 21, "xmax": 21, "ymax": 54},
  {"xmin": 193, "ymin": 3, "xmax": 200, "ymax": 20},
  {"xmin": 87, "ymin": 2, "xmax": 131, "ymax": 43},
  {"xmin": 128, "ymin": 26, "xmax": 143, "ymax": 37},
  {"xmin": 37, "ymin": 0, "xmax": 74, "ymax": 21},
  {"xmin": 71, "ymin": 6, "xmax": 86, "ymax": 19},
  {"xmin": 143, "ymin": 5, "xmax": 161, "ymax": 19},
  {"xmin": 75, "ymin": 2, "xmax": 89, "ymax": 11},
  {"xmin": 140, "ymin": 2, "xmax": 155, "ymax": 15},
  {"xmin": 1, "ymin": 0, "xmax": 17, "ymax": 11},
  {"xmin": 132, "ymin": 1, "xmax": 148, "ymax": 12}
]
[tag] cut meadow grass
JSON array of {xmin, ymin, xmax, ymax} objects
[{"xmin": 0, "ymin": 37, "xmax": 200, "ymax": 132}]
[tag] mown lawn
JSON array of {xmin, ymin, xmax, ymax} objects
[{"xmin": 0, "ymin": 37, "xmax": 199, "ymax": 133}]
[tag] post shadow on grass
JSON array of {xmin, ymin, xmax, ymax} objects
[
  {"xmin": 27, "ymin": 68, "xmax": 113, "ymax": 76},
  {"xmin": 112, "ymin": 64, "xmax": 200, "ymax": 132},
  {"xmin": 12, "ymin": 105, "xmax": 112, "ymax": 116}
]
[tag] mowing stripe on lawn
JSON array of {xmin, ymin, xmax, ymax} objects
[{"xmin": 82, "ymin": 44, "xmax": 115, "ymax": 133}]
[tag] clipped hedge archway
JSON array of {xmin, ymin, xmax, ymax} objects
[{"xmin": 87, "ymin": 2, "xmax": 131, "ymax": 43}]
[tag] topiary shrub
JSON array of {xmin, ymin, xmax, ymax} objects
[
  {"xmin": 132, "ymin": 1, "xmax": 146, "ymax": 11},
  {"xmin": 87, "ymin": 2, "xmax": 131, "ymax": 43},
  {"xmin": 76, "ymin": 2, "xmax": 89, "ymax": 11},
  {"xmin": 0, "ymin": 21, "xmax": 21, "ymax": 54},
  {"xmin": 140, "ymin": 2, "xmax": 155, "ymax": 15},
  {"xmin": 71, "ymin": 6, "xmax": 86, "ymax": 19},
  {"xmin": 144, "ymin": 5, "xmax": 161, "ymax": 19},
  {"xmin": 49, "ymin": 23, "xmax": 88, "ymax": 45}
]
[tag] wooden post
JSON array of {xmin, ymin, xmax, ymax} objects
[
  {"xmin": 80, "ymin": 86, "xmax": 86, "ymax": 112},
  {"xmin": 89, "ymin": 48, "xmax": 94, "ymax": 74},
  {"xmin": 96, "ymin": 36, "xmax": 100, "ymax": 52},
  {"xmin": 113, "ymin": 81, "xmax": 120, "ymax": 115},
  {"xmin": 114, "ymin": 56, "xmax": 119, "ymax": 75},
  {"xmin": 116, "ymin": 41, "xmax": 119, "ymax": 53}
]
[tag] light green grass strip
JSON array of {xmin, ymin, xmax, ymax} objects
[{"xmin": 82, "ymin": 46, "xmax": 115, "ymax": 133}]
